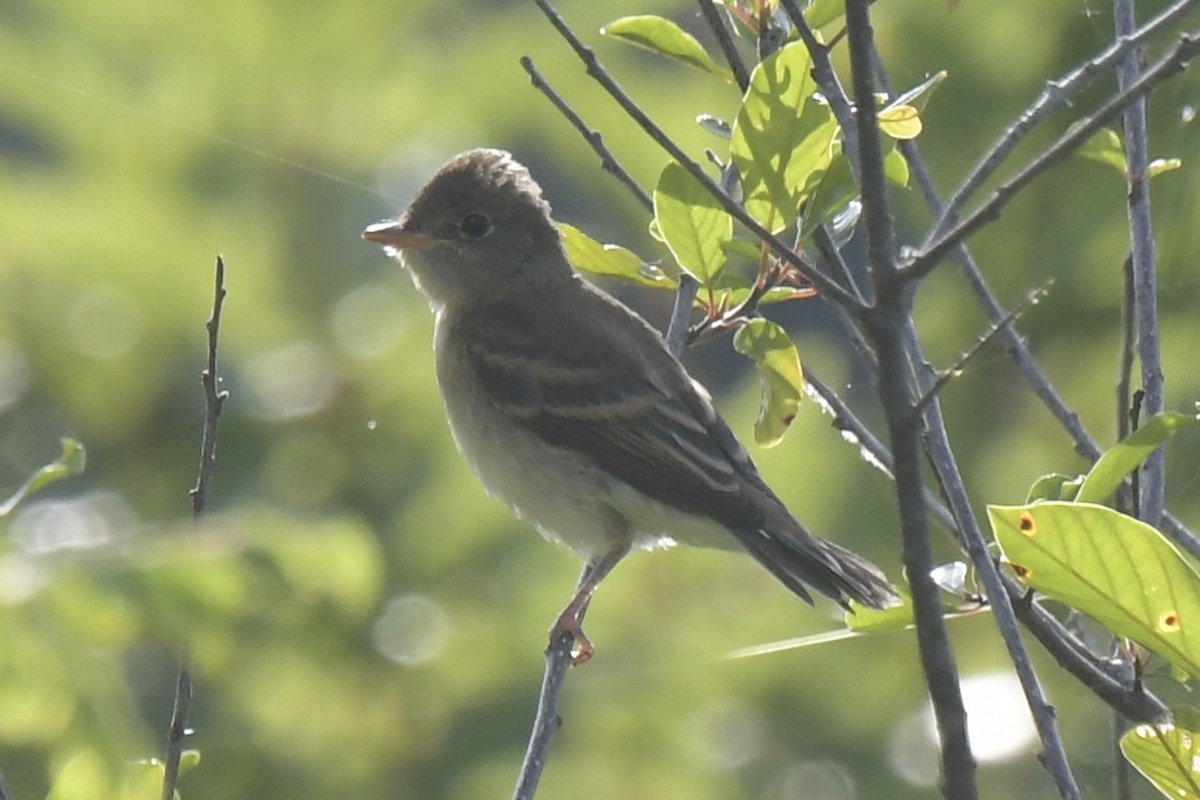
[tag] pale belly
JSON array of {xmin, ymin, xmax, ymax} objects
[{"xmin": 432, "ymin": 316, "xmax": 737, "ymax": 561}]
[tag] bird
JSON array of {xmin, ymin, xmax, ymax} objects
[{"xmin": 363, "ymin": 148, "xmax": 897, "ymax": 664}]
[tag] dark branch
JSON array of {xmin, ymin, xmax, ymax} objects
[
  {"xmin": 913, "ymin": 281, "xmax": 1053, "ymax": 415},
  {"xmin": 694, "ymin": 0, "xmax": 750, "ymax": 92},
  {"xmin": 511, "ymin": 634, "xmax": 576, "ymax": 800},
  {"xmin": 1114, "ymin": 0, "xmax": 1166, "ymax": 528},
  {"xmin": 162, "ymin": 256, "xmax": 228, "ymax": 800},
  {"xmin": 844, "ymin": 1, "xmax": 977, "ymax": 797},
  {"xmin": 928, "ymin": 0, "xmax": 1200, "ymax": 241},
  {"xmin": 908, "ymin": 31, "xmax": 1200, "ymax": 283},
  {"xmin": 520, "ymin": 56, "xmax": 654, "ymax": 213}
]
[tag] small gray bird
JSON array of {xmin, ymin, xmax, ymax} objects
[{"xmin": 363, "ymin": 148, "xmax": 896, "ymax": 664}]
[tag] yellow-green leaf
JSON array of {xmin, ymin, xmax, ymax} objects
[
  {"xmin": 884, "ymin": 147, "xmax": 910, "ymax": 187},
  {"xmin": 0, "ymin": 437, "xmax": 87, "ymax": 517},
  {"xmin": 1075, "ymin": 128, "xmax": 1180, "ymax": 180},
  {"xmin": 601, "ymin": 15, "xmax": 730, "ymax": 79},
  {"xmin": 559, "ymin": 223, "xmax": 678, "ymax": 289},
  {"xmin": 730, "ymin": 42, "xmax": 838, "ymax": 232},
  {"xmin": 1077, "ymin": 411, "xmax": 1197, "ymax": 505},
  {"xmin": 1025, "ymin": 472, "xmax": 1082, "ymax": 503},
  {"xmin": 990, "ymin": 502, "xmax": 1200, "ymax": 680},
  {"xmin": 878, "ymin": 104, "xmax": 922, "ymax": 139},
  {"xmin": 1121, "ymin": 706, "xmax": 1200, "ymax": 800},
  {"xmin": 847, "ymin": 587, "xmax": 914, "ymax": 632},
  {"xmin": 1078, "ymin": 128, "xmax": 1127, "ymax": 174},
  {"xmin": 653, "ymin": 161, "xmax": 732, "ymax": 285},
  {"xmin": 1148, "ymin": 158, "xmax": 1183, "ymax": 178},
  {"xmin": 804, "ymin": 0, "xmax": 845, "ymax": 28},
  {"xmin": 732, "ymin": 318, "xmax": 803, "ymax": 446}
]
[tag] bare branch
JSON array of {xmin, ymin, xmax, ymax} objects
[
  {"xmin": 908, "ymin": 31, "xmax": 1200, "ymax": 283},
  {"xmin": 913, "ymin": 282, "xmax": 1053, "ymax": 415},
  {"xmin": 694, "ymin": 0, "xmax": 749, "ymax": 91},
  {"xmin": 162, "ymin": 256, "xmax": 229, "ymax": 800},
  {"xmin": 511, "ymin": 634, "xmax": 576, "ymax": 800},
  {"xmin": 928, "ymin": 0, "xmax": 1200, "ymax": 242},
  {"xmin": 844, "ymin": 2, "xmax": 977, "ymax": 797},
  {"xmin": 1114, "ymin": 0, "xmax": 1166, "ymax": 528}
]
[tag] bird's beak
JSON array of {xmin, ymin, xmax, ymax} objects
[{"xmin": 361, "ymin": 220, "xmax": 434, "ymax": 250}]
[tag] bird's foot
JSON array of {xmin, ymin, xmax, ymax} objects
[{"xmin": 549, "ymin": 611, "xmax": 595, "ymax": 667}]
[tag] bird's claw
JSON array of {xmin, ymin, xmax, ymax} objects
[{"xmin": 549, "ymin": 613, "xmax": 595, "ymax": 667}]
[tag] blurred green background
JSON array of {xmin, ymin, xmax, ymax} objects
[{"xmin": 1, "ymin": 0, "xmax": 1199, "ymax": 798}]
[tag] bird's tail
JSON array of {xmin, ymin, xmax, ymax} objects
[{"xmin": 734, "ymin": 524, "xmax": 898, "ymax": 611}]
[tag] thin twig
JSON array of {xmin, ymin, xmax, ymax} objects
[
  {"xmin": 520, "ymin": 56, "xmax": 654, "ymax": 213},
  {"xmin": 803, "ymin": 369, "xmax": 958, "ymax": 534},
  {"xmin": 909, "ymin": 30, "xmax": 1200, "ymax": 283},
  {"xmin": 516, "ymin": 42, "xmax": 704, "ymax": 800},
  {"xmin": 779, "ymin": 0, "xmax": 860, "ymax": 177},
  {"xmin": 1003, "ymin": 571, "xmax": 1166, "ymax": 722},
  {"xmin": 511, "ymin": 632, "xmax": 576, "ymax": 800},
  {"xmin": 694, "ymin": 0, "xmax": 749, "ymax": 91},
  {"xmin": 529, "ymin": 0, "xmax": 864, "ymax": 311},
  {"xmin": 913, "ymin": 282, "xmax": 1053, "ymax": 415},
  {"xmin": 161, "ymin": 256, "xmax": 228, "ymax": 800}
]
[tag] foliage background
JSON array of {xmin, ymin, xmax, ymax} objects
[{"xmin": 1, "ymin": 0, "xmax": 1199, "ymax": 798}]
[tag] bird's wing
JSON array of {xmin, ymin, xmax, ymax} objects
[
  {"xmin": 458, "ymin": 286, "xmax": 897, "ymax": 611},
  {"xmin": 459, "ymin": 290, "xmax": 770, "ymax": 533}
]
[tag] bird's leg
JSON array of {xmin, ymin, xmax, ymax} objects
[{"xmin": 549, "ymin": 542, "xmax": 630, "ymax": 666}]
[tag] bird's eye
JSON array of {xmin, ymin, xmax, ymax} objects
[{"xmin": 459, "ymin": 213, "xmax": 493, "ymax": 240}]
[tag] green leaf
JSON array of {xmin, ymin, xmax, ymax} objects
[
  {"xmin": 0, "ymin": 438, "xmax": 87, "ymax": 517},
  {"xmin": 653, "ymin": 161, "xmax": 732, "ymax": 285},
  {"xmin": 990, "ymin": 502, "xmax": 1200, "ymax": 680},
  {"xmin": 884, "ymin": 147, "xmax": 910, "ymax": 186},
  {"xmin": 1148, "ymin": 157, "xmax": 1183, "ymax": 178},
  {"xmin": 1025, "ymin": 472, "xmax": 1082, "ymax": 503},
  {"xmin": 1077, "ymin": 128, "xmax": 1182, "ymax": 180},
  {"xmin": 1077, "ymin": 411, "xmax": 1197, "ymax": 504},
  {"xmin": 847, "ymin": 587, "xmax": 913, "ymax": 632},
  {"xmin": 878, "ymin": 104, "xmax": 922, "ymax": 139},
  {"xmin": 601, "ymin": 15, "xmax": 730, "ymax": 79},
  {"xmin": 804, "ymin": 0, "xmax": 846, "ymax": 28},
  {"xmin": 559, "ymin": 223, "xmax": 679, "ymax": 289},
  {"xmin": 1078, "ymin": 128, "xmax": 1127, "ymax": 174},
  {"xmin": 730, "ymin": 41, "xmax": 839, "ymax": 232},
  {"xmin": 802, "ymin": 153, "xmax": 856, "ymax": 236},
  {"xmin": 1121, "ymin": 706, "xmax": 1200, "ymax": 800},
  {"xmin": 732, "ymin": 318, "xmax": 804, "ymax": 447},
  {"xmin": 720, "ymin": 238, "xmax": 763, "ymax": 262}
]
